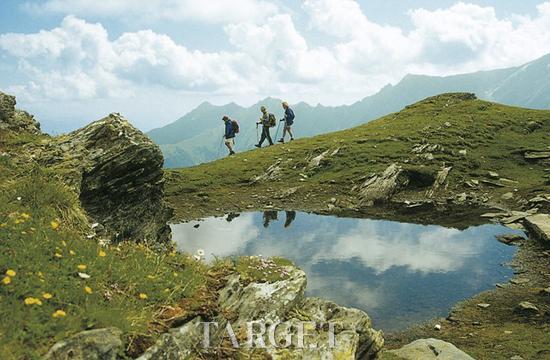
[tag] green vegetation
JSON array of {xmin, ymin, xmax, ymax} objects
[
  {"xmin": 166, "ymin": 93, "xmax": 550, "ymax": 220},
  {"xmin": 150, "ymin": 54, "xmax": 550, "ymax": 168},
  {"xmin": 0, "ymin": 130, "xmax": 292, "ymax": 359}
]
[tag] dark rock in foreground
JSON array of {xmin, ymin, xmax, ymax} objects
[{"xmin": 1, "ymin": 91, "xmax": 172, "ymax": 244}]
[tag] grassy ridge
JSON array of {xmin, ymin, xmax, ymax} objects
[{"xmin": 166, "ymin": 94, "xmax": 550, "ymax": 220}]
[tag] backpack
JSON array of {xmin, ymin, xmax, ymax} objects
[
  {"xmin": 268, "ymin": 113, "xmax": 276, "ymax": 127},
  {"xmin": 231, "ymin": 120, "xmax": 239, "ymax": 134}
]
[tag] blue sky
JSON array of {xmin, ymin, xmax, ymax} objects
[{"xmin": 1, "ymin": 0, "xmax": 550, "ymax": 132}]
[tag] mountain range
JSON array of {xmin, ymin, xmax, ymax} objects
[{"xmin": 148, "ymin": 53, "xmax": 550, "ymax": 168}]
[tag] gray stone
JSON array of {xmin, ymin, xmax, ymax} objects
[
  {"xmin": 388, "ymin": 338, "xmax": 475, "ymax": 359},
  {"xmin": 140, "ymin": 265, "xmax": 384, "ymax": 359},
  {"xmin": 510, "ymin": 278, "xmax": 530, "ymax": 285},
  {"xmin": 0, "ymin": 91, "xmax": 41, "ymax": 134},
  {"xmin": 359, "ymin": 164, "xmax": 407, "ymax": 206},
  {"xmin": 51, "ymin": 113, "xmax": 173, "ymax": 244},
  {"xmin": 524, "ymin": 214, "xmax": 550, "ymax": 242},
  {"xmin": 488, "ymin": 171, "xmax": 500, "ymax": 179},
  {"xmin": 501, "ymin": 192, "xmax": 514, "ymax": 200},
  {"xmin": 514, "ymin": 301, "xmax": 539, "ymax": 315},
  {"xmin": 496, "ymin": 234, "xmax": 525, "ymax": 245},
  {"xmin": 44, "ymin": 328, "xmax": 123, "ymax": 360}
]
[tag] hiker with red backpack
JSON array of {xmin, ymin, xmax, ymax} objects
[
  {"xmin": 255, "ymin": 105, "xmax": 275, "ymax": 148},
  {"xmin": 222, "ymin": 115, "xmax": 239, "ymax": 156}
]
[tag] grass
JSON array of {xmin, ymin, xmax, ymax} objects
[
  {"xmin": 166, "ymin": 93, "xmax": 550, "ymax": 220},
  {"xmin": 0, "ymin": 130, "xmax": 294, "ymax": 359}
]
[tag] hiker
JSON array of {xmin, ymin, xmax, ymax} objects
[
  {"xmin": 263, "ymin": 210, "xmax": 278, "ymax": 228},
  {"xmin": 255, "ymin": 106, "xmax": 275, "ymax": 148},
  {"xmin": 284, "ymin": 211, "xmax": 296, "ymax": 228},
  {"xmin": 222, "ymin": 115, "xmax": 238, "ymax": 156},
  {"xmin": 278, "ymin": 101, "xmax": 295, "ymax": 143}
]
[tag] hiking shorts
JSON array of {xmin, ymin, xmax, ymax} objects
[
  {"xmin": 224, "ymin": 138, "xmax": 234, "ymax": 146},
  {"xmin": 285, "ymin": 119, "xmax": 294, "ymax": 127}
]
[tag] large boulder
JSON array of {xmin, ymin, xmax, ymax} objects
[
  {"xmin": 523, "ymin": 214, "xmax": 550, "ymax": 243},
  {"xmin": 387, "ymin": 338, "xmax": 475, "ymax": 359},
  {"xmin": 139, "ymin": 265, "xmax": 384, "ymax": 359},
  {"xmin": 41, "ymin": 113, "xmax": 173, "ymax": 244},
  {"xmin": 0, "ymin": 91, "xmax": 41, "ymax": 134},
  {"xmin": 44, "ymin": 328, "xmax": 123, "ymax": 360}
]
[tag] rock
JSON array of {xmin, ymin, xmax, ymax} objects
[
  {"xmin": 524, "ymin": 214, "xmax": 550, "ymax": 242},
  {"xmin": 0, "ymin": 91, "xmax": 41, "ymax": 134},
  {"xmin": 44, "ymin": 114, "xmax": 173, "ymax": 244},
  {"xmin": 388, "ymin": 338, "xmax": 475, "ymax": 360},
  {"xmin": 359, "ymin": 164, "xmax": 406, "ymax": 206},
  {"xmin": 514, "ymin": 301, "xmax": 539, "ymax": 315},
  {"xmin": 427, "ymin": 166, "xmax": 452, "ymax": 197},
  {"xmin": 510, "ymin": 356, "xmax": 524, "ymax": 360},
  {"xmin": 434, "ymin": 324, "xmax": 442, "ymax": 331},
  {"xmin": 477, "ymin": 303, "xmax": 491, "ymax": 309},
  {"xmin": 308, "ymin": 149, "xmax": 330, "ymax": 168},
  {"xmin": 252, "ymin": 162, "xmax": 283, "ymax": 183},
  {"xmin": 140, "ymin": 265, "xmax": 383, "ymax": 359},
  {"xmin": 510, "ymin": 278, "xmax": 530, "ymax": 285},
  {"xmin": 458, "ymin": 149, "xmax": 467, "ymax": 155},
  {"xmin": 44, "ymin": 328, "xmax": 123, "ymax": 360},
  {"xmin": 496, "ymin": 234, "xmax": 525, "ymax": 245},
  {"xmin": 525, "ymin": 121, "xmax": 542, "ymax": 132},
  {"xmin": 524, "ymin": 151, "xmax": 550, "ymax": 160},
  {"xmin": 488, "ymin": 171, "xmax": 500, "ymax": 179},
  {"xmin": 540, "ymin": 287, "xmax": 550, "ymax": 296},
  {"xmin": 501, "ymin": 192, "xmax": 514, "ymax": 200}
]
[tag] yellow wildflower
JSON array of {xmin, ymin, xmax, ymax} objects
[
  {"xmin": 77, "ymin": 264, "xmax": 87, "ymax": 271},
  {"xmin": 6, "ymin": 269, "xmax": 16, "ymax": 277},
  {"xmin": 54, "ymin": 253, "xmax": 63, "ymax": 258},
  {"xmin": 24, "ymin": 297, "xmax": 43, "ymax": 306},
  {"xmin": 61, "ymin": 240, "xmax": 67, "ymax": 247},
  {"xmin": 20, "ymin": 213, "xmax": 30, "ymax": 220},
  {"xmin": 42, "ymin": 292, "xmax": 53, "ymax": 299},
  {"xmin": 138, "ymin": 293, "xmax": 148, "ymax": 300},
  {"xmin": 1, "ymin": 276, "xmax": 11, "ymax": 285},
  {"xmin": 147, "ymin": 275, "xmax": 155, "ymax": 280},
  {"xmin": 37, "ymin": 271, "xmax": 44, "ymax": 278},
  {"xmin": 98, "ymin": 250, "xmax": 106, "ymax": 257},
  {"xmin": 50, "ymin": 220, "xmax": 59, "ymax": 230},
  {"xmin": 69, "ymin": 250, "xmax": 76, "ymax": 256},
  {"xmin": 52, "ymin": 310, "xmax": 66, "ymax": 318},
  {"xmin": 84, "ymin": 286, "xmax": 93, "ymax": 294}
]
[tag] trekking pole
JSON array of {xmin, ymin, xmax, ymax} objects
[
  {"xmin": 256, "ymin": 124, "xmax": 259, "ymax": 143},
  {"xmin": 275, "ymin": 120, "xmax": 282, "ymax": 141},
  {"xmin": 218, "ymin": 136, "xmax": 224, "ymax": 157}
]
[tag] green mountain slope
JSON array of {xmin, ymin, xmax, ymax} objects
[
  {"xmin": 165, "ymin": 93, "xmax": 550, "ymax": 221},
  {"xmin": 150, "ymin": 54, "xmax": 550, "ymax": 168}
]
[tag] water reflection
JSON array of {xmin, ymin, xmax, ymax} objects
[{"xmin": 171, "ymin": 211, "xmax": 518, "ymax": 331}]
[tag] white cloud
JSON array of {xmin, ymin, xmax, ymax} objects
[
  {"xmin": 3, "ymin": 2, "xmax": 550, "ymax": 106},
  {"xmin": 23, "ymin": 0, "xmax": 279, "ymax": 24}
]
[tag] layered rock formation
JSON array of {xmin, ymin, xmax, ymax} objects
[
  {"xmin": 139, "ymin": 266, "xmax": 384, "ymax": 359},
  {"xmin": 1, "ymin": 91, "xmax": 172, "ymax": 244},
  {"xmin": 0, "ymin": 91, "xmax": 41, "ymax": 134}
]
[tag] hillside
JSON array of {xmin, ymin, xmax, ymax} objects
[
  {"xmin": 150, "ymin": 54, "xmax": 550, "ymax": 168},
  {"xmin": 165, "ymin": 93, "xmax": 550, "ymax": 222},
  {"xmin": 0, "ymin": 91, "xmax": 385, "ymax": 359}
]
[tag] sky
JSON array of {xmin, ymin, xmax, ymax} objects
[{"xmin": 1, "ymin": 0, "xmax": 550, "ymax": 133}]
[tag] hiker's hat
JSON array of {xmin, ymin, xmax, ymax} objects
[
  {"xmin": 282, "ymin": 101, "xmax": 288, "ymax": 107},
  {"xmin": 260, "ymin": 106, "xmax": 266, "ymax": 111},
  {"xmin": 222, "ymin": 115, "xmax": 229, "ymax": 120}
]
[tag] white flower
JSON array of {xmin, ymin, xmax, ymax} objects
[
  {"xmin": 197, "ymin": 249, "xmax": 205, "ymax": 257},
  {"xmin": 193, "ymin": 255, "xmax": 201, "ymax": 261},
  {"xmin": 78, "ymin": 272, "xmax": 91, "ymax": 279}
]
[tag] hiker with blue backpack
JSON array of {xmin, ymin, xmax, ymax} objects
[
  {"xmin": 278, "ymin": 101, "xmax": 295, "ymax": 143},
  {"xmin": 255, "ymin": 106, "xmax": 275, "ymax": 148},
  {"xmin": 222, "ymin": 115, "xmax": 239, "ymax": 156}
]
